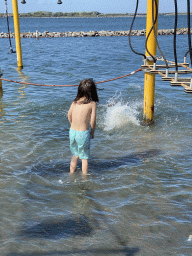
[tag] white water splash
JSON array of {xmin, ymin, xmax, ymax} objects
[{"xmin": 103, "ymin": 95, "xmax": 140, "ymax": 131}]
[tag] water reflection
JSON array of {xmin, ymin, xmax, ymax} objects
[
  {"xmin": 17, "ymin": 69, "xmax": 30, "ymax": 83},
  {"xmin": 0, "ymin": 87, "xmax": 5, "ymax": 118},
  {"xmin": 17, "ymin": 69, "xmax": 30, "ymax": 98}
]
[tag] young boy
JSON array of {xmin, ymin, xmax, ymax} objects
[{"xmin": 67, "ymin": 79, "xmax": 99, "ymax": 175}]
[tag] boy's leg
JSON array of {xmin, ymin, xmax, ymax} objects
[
  {"xmin": 81, "ymin": 159, "xmax": 88, "ymax": 175},
  {"xmin": 70, "ymin": 155, "xmax": 79, "ymax": 173}
]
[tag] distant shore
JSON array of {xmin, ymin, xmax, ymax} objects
[
  {"xmin": 0, "ymin": 11, "xmax": 191, "ymax": 18},
  {"xmin": 0, "ymin": 28, "xmax": 191, "ymax": 38}
]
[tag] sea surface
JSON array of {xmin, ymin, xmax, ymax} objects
[
  {"xmin": 0, "ymin": 15, "xmax": 192, "ymax": 256},
  {"xmin": 0, "ymin": 14, "xmax": 192, "ymax": 33}
]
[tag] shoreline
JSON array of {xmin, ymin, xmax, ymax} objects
[
  {"xmin": 0, "ymin": 28, "xmax": 191, "ymax": 38},
  {"xmin": 1, "ymin": 12, "xmax": 190, "ymax": 18}
]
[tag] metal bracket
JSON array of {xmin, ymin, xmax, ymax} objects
[{"xmin": 143, "ymin": 56, "xmax": 157, "ymax": 62}]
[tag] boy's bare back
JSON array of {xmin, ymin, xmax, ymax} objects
[{"xmin": 68, "ymin": 98, "xmax": 97, "ymax": 136}]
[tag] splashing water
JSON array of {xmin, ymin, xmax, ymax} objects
[{"xmin": 103, "ymin": 95, "xmax": 140, "ymax": 131}]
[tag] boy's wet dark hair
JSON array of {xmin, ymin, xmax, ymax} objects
[{"xmin": 74, "ymin": 79, "xmax": 99, "ymax": 104}]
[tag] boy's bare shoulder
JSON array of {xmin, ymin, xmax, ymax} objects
[
  {"xmin": 90, "ymin": 101, "xmax": 97, "ymax": 107},
  {"xmin": 70, "ymin": 102, "xmax": 75, "ymax": 108}
]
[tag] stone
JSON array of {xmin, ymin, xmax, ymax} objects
[{"xmin": 0, "ymin": 28, "xmax": 190, "ymax": 39}]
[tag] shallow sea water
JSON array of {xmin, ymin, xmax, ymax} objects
[{"xmin": 0, "ymin": 16, "xmax": 192, "ymax": 255}]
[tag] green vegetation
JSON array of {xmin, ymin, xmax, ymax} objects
[
  {"xmin": 19, "ymin": 11, "xmax": 102, "ymax": 17},
  {"xmin": 0, "ymin": 11, "xmax": 191, "ymax": 18},
  {"xmin": 0, "ymin": 11, "xmax": 103, "ymax": 18}
]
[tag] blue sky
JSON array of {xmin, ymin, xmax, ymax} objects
[{"xmin": 1, "ymin": 0, "xmax": 191, "ymax": 14}]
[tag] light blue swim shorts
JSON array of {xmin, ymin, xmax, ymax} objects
[{"xmin": 69, "ymin": 128, "xmax": 91, "ymax": 159}]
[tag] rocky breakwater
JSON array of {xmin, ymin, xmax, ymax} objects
[{"xmin": 0, "ymin": 28, "xmax": 191, "ymax": 38}]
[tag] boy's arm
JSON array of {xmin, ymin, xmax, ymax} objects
[
  {"xmin": 67, "ymin": 103, "xmax": 73, "ymax": 125},
  {"xmin": 90, "ymin": 102, "xmax": 97, "ymax": 139}
]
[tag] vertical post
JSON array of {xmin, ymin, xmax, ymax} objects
[
  {"xmin": 0, "ymin": 70, "xmax": 2, "ymax": 88},
  {"xmin": 143, "ymin": 0, "xmax": 159, "ymax": 124},
  {"xmin": 12, "ymin": 0, "xmax": 23, "ymax": 69}
]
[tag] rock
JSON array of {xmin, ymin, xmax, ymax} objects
[
  {"xmin": 48, "ymin": 32, "xmax": 54, "ymax": 37},
  {"xmin": 1, "ymin": 28, "xmax": 191, "ymax": 39},
  {"xmin": 72, "ymin": 32, "xmax": 80, "ymax": 37}
]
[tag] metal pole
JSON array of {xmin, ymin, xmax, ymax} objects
[
  {"xmin": 143, "ymin": 0, "xmax": 159, "ymax": 124},
  {"xmin": 0, "ymin": 70, "xmax": 2, "ymax": 88},
  {"xmin": 12, "ymin": 0, "xmax": 23, "ymax": 69}
]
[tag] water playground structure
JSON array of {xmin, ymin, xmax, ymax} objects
[{"xmin": 0, "ymin": 0, "xmax": 192, "ymax": 125}]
